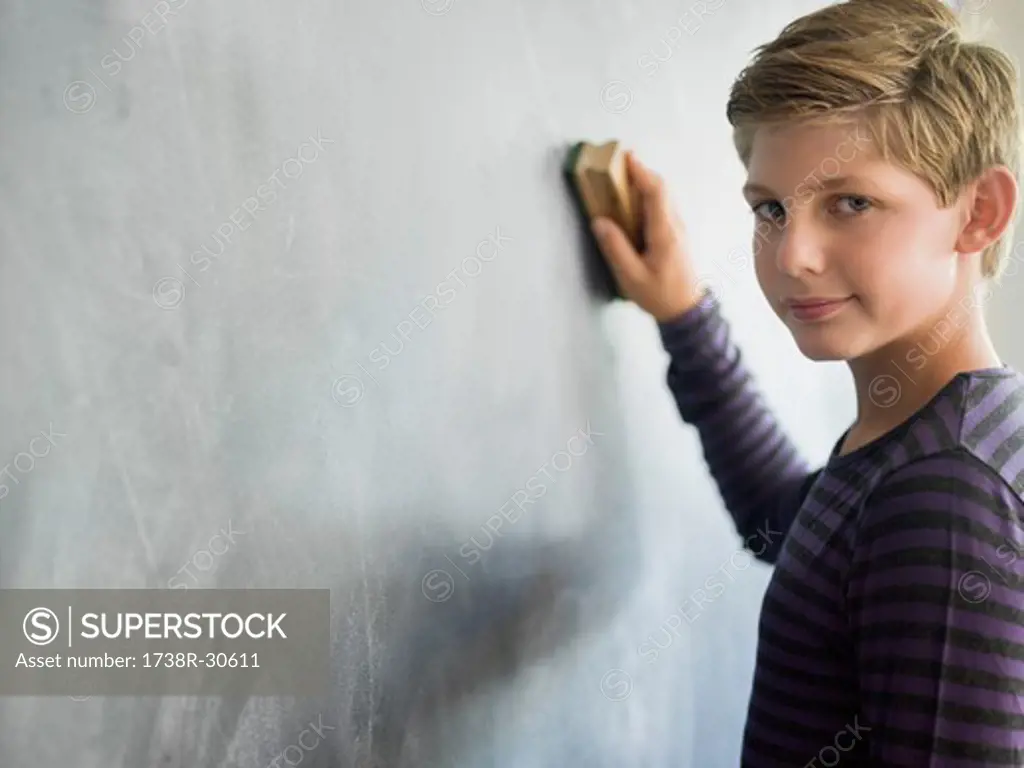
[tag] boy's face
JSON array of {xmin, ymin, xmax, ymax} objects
[{"xmin": 743, "ymin": 120, "xmax": 967, "ymax": 362}]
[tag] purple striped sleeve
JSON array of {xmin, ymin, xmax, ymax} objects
[
  {"xmin": 657, "ymin": 291, "xmax": 817, "ymax": 563},
  {"xmin": 850, "ymin": 449, "xmax": 1024, "ymax": 765}
]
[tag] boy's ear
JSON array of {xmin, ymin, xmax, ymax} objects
[{"xmin": 956, "ymin": 165, "xmax": 1018, "ymax": 254}]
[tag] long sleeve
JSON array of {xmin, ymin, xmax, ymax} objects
[
  {"xmin": 657, "ymin": 290, "xmax": 817, "ymax": 564},
  {"xmin": 850, "ymin": 450, "xmax": 1024, "ymax": 765}
]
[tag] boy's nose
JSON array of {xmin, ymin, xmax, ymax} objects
[{"xmin": 774, "ymin": 223, "xmax": 825, "ymax": 277}]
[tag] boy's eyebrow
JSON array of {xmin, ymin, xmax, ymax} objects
[{"xmin": 742, "ymin": 176, "xmax": 871, "ymax": 199}]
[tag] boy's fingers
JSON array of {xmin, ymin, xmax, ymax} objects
[
  {"xmin": 625, "ymin": 151, "xmax": 659, "ymax": 196},
  {"xmin": 592, "ymin": 217, "xmax": 644, "ymax": 285},
  {"xmin": 626, "ymin": 151, "xmax": 674, "ymax": 248}
]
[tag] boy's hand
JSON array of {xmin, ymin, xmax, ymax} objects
[{"xmin": 591, "ymin": 151, "xmax": 706, "ymax": 323}]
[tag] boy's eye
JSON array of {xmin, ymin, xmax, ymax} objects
[
  {"xmin": 752, "ymin": 200, "xmax": 785, "ymax": 222},
  {"xmin": 749, "ymin": 195, "xmax": 871, "ymax": 225},
  {"xmin": 834, "ymin": 195, "xmax": 872, "ymax": 215}
]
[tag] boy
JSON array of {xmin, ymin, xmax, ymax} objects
[{"xmin": 592, "ymin": 0, "xmax": 1024, "ymax": 764}]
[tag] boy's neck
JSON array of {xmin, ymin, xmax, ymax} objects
[{"xmin": 841, "ymin": 309, "xmax": 1002, "ymax": 456}]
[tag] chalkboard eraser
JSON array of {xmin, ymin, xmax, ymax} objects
[{"xmin": 563, "ymin": 140, "xmax": 642, "ymax": 251}]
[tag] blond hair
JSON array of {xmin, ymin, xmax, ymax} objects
[{"xmin": 726, "ymin": 0, "xmax": 1022, "ymax": 279}]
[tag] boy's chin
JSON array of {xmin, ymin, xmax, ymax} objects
[
  {"xmin": 798, "ymin": 346, "xmax": 848, "ymax": 362},
  {"xmin": 790, "ymin": 331, "xmax": 860, "ymax": 362}
]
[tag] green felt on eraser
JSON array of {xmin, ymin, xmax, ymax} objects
[{"xmin": 563, "ymin": 141, "xmax": 585, "ymax": 177}]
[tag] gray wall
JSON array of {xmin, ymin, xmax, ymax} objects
[{"xmin": 0, "ymin": 1, "xmax": 863, "ymax": 766}]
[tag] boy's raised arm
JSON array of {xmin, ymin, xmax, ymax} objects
[
  {"xmin": 591, "ymin": 151, "xmax": 818, "ymax": 564},
  {"xmin": 657, "ymin": 290, "xmax": 819, "ymax": 564}
]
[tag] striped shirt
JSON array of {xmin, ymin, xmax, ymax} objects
[{"xmin": 658, "ymin": 291, "xmax": 1024, "ymax": 766}]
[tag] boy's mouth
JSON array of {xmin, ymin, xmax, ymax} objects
[{"xmin": 784, "ymin": 296, "xmax": 853, "ymax": 321}]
